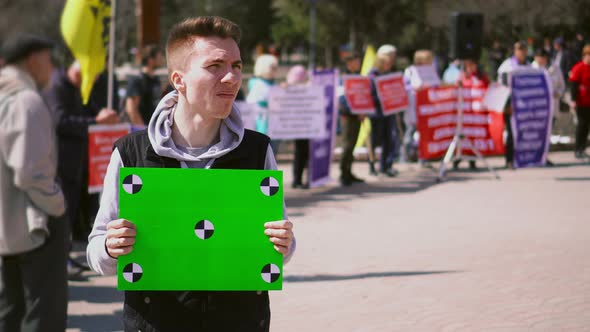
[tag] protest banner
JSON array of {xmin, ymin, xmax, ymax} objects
[
  {"xmin": 310, "ymin": 69, "xmax": 338, "ymax": 188},
  {"xmin": 234, "ymin": 101, "xmax": 259, "ymax": 131},
  {"xmin": 374, "ymin": 72, "xmax": 409, "ymax": 115},
  {"xmin": 510, "ymin": 69, "xmax": 553, "ymax": 168},
  {"xmin": 117, "ymin": 167, "xmax": 284, "ymax": 291},
  {"xmin": 342, "ymin": 74, "xmax": 375, "ymax": 115},
  {"xmin": 416, "ymin": 86, "xmax": 505, "ymax": 160},
  {"xmin": 88, "ymin": 124, "xmax": 131, "ymax": 193},
  {"xmin": 267, "ymin": 85, "xmax": 326, "ymax": 140}
]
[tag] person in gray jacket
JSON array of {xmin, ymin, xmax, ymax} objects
[{"xmin": 0, "ymin": 34, "xmax": 67, "ymax": 332}]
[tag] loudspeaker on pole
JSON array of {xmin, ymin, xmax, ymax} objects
[{"xmin": 450, "ymin": 12, "xmax": 483, "ymax": 60}]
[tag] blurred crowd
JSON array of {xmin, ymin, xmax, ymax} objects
[
  {"xmin": 1, "ymin": 33, "xmax": 589, "ymax": 249},
  {"xmin": 1, "ymin": 28, "xmax": 590, "ymax": 330}
]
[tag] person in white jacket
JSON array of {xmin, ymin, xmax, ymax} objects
[
  {"xmin": 0, "ymin": 34, "xmax": 67, "ymax": 332},
  {"xmin": 532, "ymin": 48, "xmax": 565, "ymax": 114},
  {"xmin": 532, "ymin": 48, "xmax": 568, "ymax": 148}
]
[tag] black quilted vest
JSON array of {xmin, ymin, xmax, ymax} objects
[{"xmin": 114, "ymin": 129, "xmax": 272, "ymax": 332}]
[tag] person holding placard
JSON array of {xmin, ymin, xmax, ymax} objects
[
  {"xmin": 403, "ymin": 50, "xmax": 435, "ymax": 163},
  {"xmin": 338, "ymin": 52, "xmax": 366, "ymax": 186},
  {"xmin": 368, "ymin": 47, "xmax": 399, "ymax": 177},
  {"xmin": 44, "ymin": 60, "xmax": 119, "ymax": 276},
  {"xmin": 87, "ymin": 17, "xmax": 295, "ymax": 331},
  {"xmin": 287, "ymin": 65, "xmax": 312, "ymax": 189},
  {"xmin": 498, "ymin": 41, "xmax": 531, "ymax": 169}
]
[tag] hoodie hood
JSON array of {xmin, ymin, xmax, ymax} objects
[
  {"xmin": 0, "ymin": 66, "xmax": 37, "ymax": 97},
  {"xmin": 147, "ymin": 90, "xmax": 245, "ymax": 163}
]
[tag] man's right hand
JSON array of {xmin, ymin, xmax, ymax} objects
[
  {"xmin": 105, "ymin": 219, "xmax": 136, "ymax": 258},
  {"xmin": 96, "ymin": 108, "xmax": 119, "ymax": 125},
  {"xmin": 570, "ymin": 101, "xmax": 577, "ymax": 109}
]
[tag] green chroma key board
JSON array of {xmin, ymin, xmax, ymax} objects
[{"xmin": 117, "ymin": 167, "xmax": 284, "ymax": 291}]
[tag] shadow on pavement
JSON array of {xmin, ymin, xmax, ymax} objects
[
  {"xmin": 69, "ymin": 284, "xmax": 123, "ymax": 304},
  {"xmin": 555, "ymin": 176, "xmax": 590, "ymax": 181},
  {"xmin": 67, "ymin": 310, "xmax": 123, "ymax": 332},
  {"xmin": 285, "ymin": 171, "xmax": 473, "ymax": 210},
  {"xmin": 284, "ymin": 270, "xmax": 459, "ymax": 283}
]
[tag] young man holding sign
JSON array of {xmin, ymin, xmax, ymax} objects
[{"xmin": 87, "ymin": 17, "xmax": 295, "ymax": 331}]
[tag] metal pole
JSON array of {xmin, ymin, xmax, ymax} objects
[
  {"xmin": 309, "ymin": 0, "xmax": 316, "ymax": 70},
  {"xmin": 107, "ymin": 0, "xmax": 117, "ymax": 111}
]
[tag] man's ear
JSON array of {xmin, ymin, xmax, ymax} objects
[{"xmin": 170, "ymin": 70, "xmax": 185, "ymax": 92}]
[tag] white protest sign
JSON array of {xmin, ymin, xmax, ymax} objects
[
  {"xmin": 234, "ymin": 101, "xmax": 260, "ymax": 131},
  {"xmin": 268, "ymin": 85, "xmax": 326, "ymax": 140},
  {"xmin": 411, "ymin": 65, "xmax": 441, "ymax": 88},
  {"xmin": 482, "ymin": 83, "xmax": 511, "ymax": 113}
]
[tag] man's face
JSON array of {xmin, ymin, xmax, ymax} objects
[
  {"xmin": 515, "ymin": 48, "xmax": 527, "ymax": 62},
  {"xmin": 382, "ymin": 57, "xmax": 393, "ymax": 72},
  {"xmin": 535, "ymin": 55, "xmax": 548, "ymax": 68},
  {"xmin": 28, "ymin": 49, "xmax": 53, "ymax": 88},
  {"xmin": 179, "ymin": 37, "xmax": 242, "ymax": 119},
  {"xmin": 388, "ymin": 53, "xmax": 396, "ymax": 66},
  {"xmin": 346, "ymin": 58, "xmax": 361, "ymax": 72},
  {"xmin": 151, "ymin": 52, "xmax": 164, "ymax": 69},
  {"xmin": 464, "ymin": 60, "xmax": 477, "ymax": 74}
]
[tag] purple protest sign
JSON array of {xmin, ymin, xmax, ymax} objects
[
  {"xmin": 309, "ymin": 69, "xmax": 338, "ymax": 188},
  {"xmin": 510, "ymin": 69, "xmax": 554, "ymax": 168}
]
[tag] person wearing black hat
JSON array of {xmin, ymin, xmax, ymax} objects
[
  {"xmin": 338, "ymin": 52, "xmax": 366, "ymax": 186},
  {"xmin": 0, "ymin": 34, "xmax": 68, "ymax": 332}
]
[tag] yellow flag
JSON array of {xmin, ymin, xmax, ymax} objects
[
  {"xmin": 356, "ymin": 45, "xmax": 376, "ymax": 147},
  {"xmin": 360, "ymin": 44, "xmax": 376, "ymax": 76},
  {"xmin": 61, "ymin": 0, "xmax": 111, "ymax": 104}
]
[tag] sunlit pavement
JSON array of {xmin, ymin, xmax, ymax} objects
[{"xmin": 67, "ymin": 151, "xmax": 590, "ymax": 331}]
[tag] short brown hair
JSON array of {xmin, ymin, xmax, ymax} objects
[
  {"xmin": 166, "ymin": 16, "xmax": 241, "ymax": 73},
  {"xmin": 583, "ymin": 44, "xmax": 590, "ymax": 56}
]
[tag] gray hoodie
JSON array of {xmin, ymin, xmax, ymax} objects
[
  {"xmin": 0, "ymin": 66, "xmax": 65, "ymax": 255},
  {"xmin": 87, "ymin": 91, "xmax": 293, "ymax": 275}
]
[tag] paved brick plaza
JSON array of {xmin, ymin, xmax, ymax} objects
[{"xmin": 67, "ymin": 151, "xmax": 590, "ymax": 332}]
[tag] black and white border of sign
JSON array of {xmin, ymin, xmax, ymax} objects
[
  {"xmin": 123, "ymin": 263, "xmax": 143, "ymax": 283},
  {"xmin": 261, "ymin": 263, "xmax": 281, "ymax": 283},
  {"xmin": 195, "ymin": 220, "xmax": 215, "ymax": 240},
  {"xmin": 122, "ymin": 174, "xmax": 143, "ymax": 194},
  {"xmin": 260, "ymin": 177, "xmax": 280, "ymax": 197}
]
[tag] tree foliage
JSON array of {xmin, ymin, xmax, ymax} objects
[{"xmin": 1, "ymin": 0, "xmax": 589, "ymax": 67}]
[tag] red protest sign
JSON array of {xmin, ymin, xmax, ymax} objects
[
  {"xmin": 88, "ymin": 124, "xmax": 131, "ymax": 193},
  {"xmin": 374, "ymin": 72, "xmax": 408, "ymax": 115},
  {"xmin": 416, "ymin": 86, "xmax": 505, "ymax": 160},
  {"xmin": 342, "ymin": 75, "xmax": 375, "ymax": 115}
]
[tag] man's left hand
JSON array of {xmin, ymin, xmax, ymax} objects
[{"xmin": 264, "ymin": 220, "xmax": 294, "ymax": 256}]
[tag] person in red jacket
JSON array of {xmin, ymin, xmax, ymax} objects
[
  {"xmin": 453, "ymin": 59, "xmax": 490, "ymax": 170},
  {"xmin": 569, "ymin": 44, "xmax": 590, "ymax": 160},
  {"xmin": 460, "ymin": 58, "xmax": 490, "ymax": 89}
]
